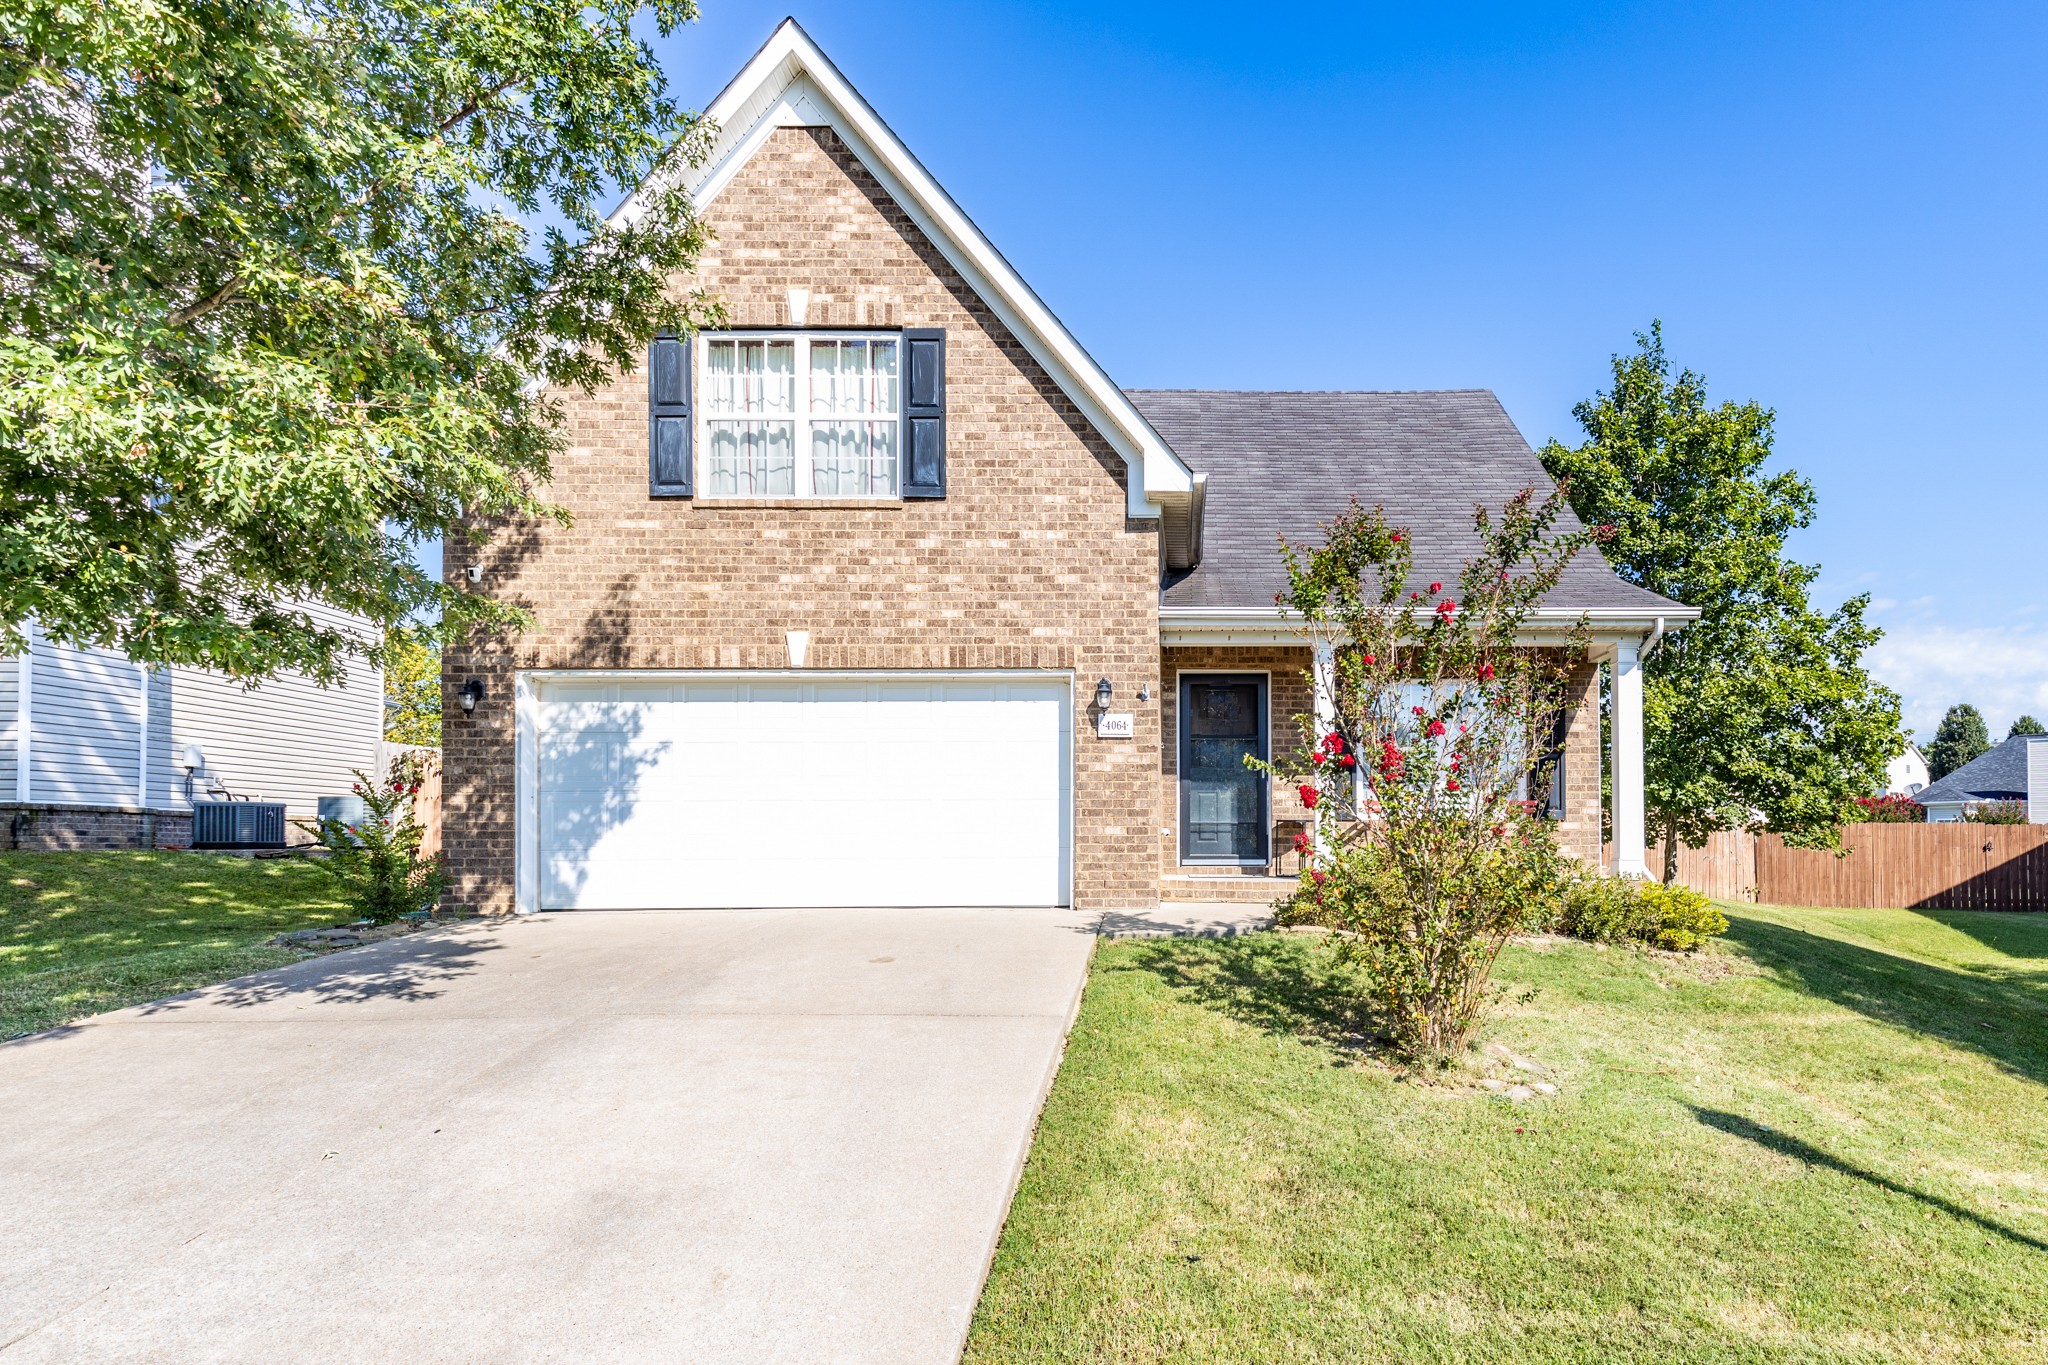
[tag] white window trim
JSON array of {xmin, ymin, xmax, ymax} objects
[{"xmin": 698, "ymin": 330, "xmax": 903, "ymax": 500}]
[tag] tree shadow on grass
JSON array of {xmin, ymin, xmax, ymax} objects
[
  {"xmin": 2, "ymin": 924, "xmax": 510, "ymax": 1047},
  {"xmin": 1107, "ymin": 934, "xmax": 1387, "ymax": 1054},
  {"xmin": 1692, "ymin": 1107, "xmax": 2048, "ymax": 1252},
  {"xmin": 1722, "ymin": 912, "xmax": 2048, "ymax": 1089}
]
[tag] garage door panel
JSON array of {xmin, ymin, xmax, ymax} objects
[{"xmin": 535, "ymin": 675, "xmax": 1070, "ymax": 909}]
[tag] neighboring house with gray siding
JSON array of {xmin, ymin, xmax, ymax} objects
[
  {"xmin": 1913, "ymin": 734, "xmax": 2044, "ymax": 822},
  {"xmin": 3, "ymin": 612, "xmax": 384, "ymax": 850}
]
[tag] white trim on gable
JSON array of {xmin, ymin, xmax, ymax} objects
[{"xmin": 610, "ymin": 19, "xmax": 1195, "ymax": 522}]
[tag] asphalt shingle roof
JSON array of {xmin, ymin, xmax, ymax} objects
[
  {"xmin": 1914, "ymin": 734, "xmax": 2040, "ymax": 806},
  {"xmin": 1127, "ymin": 389, "xmax": 1688, "ymax": 616}
]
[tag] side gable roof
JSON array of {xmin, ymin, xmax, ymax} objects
[
  {"xmin": 1129, "ymin": 389, "xmax": 1694, "ymax": 620},
  {"xmin": 1915, "ymin": 734, "xmax": 2040, "ymax": 806},
  {"xmin": 609, "ymin": 19, "xmax": 1194, "ymax": 521}
]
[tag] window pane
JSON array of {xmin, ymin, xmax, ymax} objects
[
  {"xmin": 811, "ymin": 421, "xmax": 899, "ymax": 496},
  {"xmin": 810, "ymin": 339, "xmax": 898, "ymax": 416},
  {"xmin": 705, "ymin": 339, "xmax": 795, "ymax": 416},
  {"xmin": 708, "ymin": 420, "xmax": 795, "ymax": 495}
]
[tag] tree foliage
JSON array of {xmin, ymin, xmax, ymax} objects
[
  {"xmin": 1267, "ymin": 490, "xmax": 1595, "ymax": 1064},
  {"xmin": 1928, "ymin": 704, "xmax": 1992, "ymax": 779},
  {"xmin": 383, "ymin": 626, "xmax": 441, "ymax": 746},
  {"xmin": 2007, "ymin": 714, "xmax": 2045, "ymax": 739},
  {"xmin": 0, "ymin": 0, "xmax": 719, "ymax": 684},
  {"xmin": 1539, "ymin": 324, "xmax": 1903, "ymax": 862}
]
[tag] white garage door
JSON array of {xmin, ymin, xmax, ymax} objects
[{"xmin": 532, "ymin": 674, "xmax": 1072, "ymax": 909}]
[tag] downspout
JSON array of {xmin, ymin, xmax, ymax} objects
[{"xmin": 1641, "ymin": 615, "xmax": 1667, "ymax": 659}]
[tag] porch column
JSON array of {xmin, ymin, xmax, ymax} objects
[
  {"xmin": 1311, "ymin": 640, "xmax": 1335, "ymax": 853},
  {"xmin": 1610, "ymin": 638, "xmax": 1648, "ymax": 877}
]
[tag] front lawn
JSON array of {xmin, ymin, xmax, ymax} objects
[
  {"xmin": 0, "ymin": 851, "xmax": 350, "ymax": 1038},
  {"xmin": 967, "ymin": 905, "xmax": 2048, "ymax": 1363}
]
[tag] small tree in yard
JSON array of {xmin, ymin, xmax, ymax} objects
[
  {"xmin": 1268, "ymin": 489, "xmax": 1601, "ymax": 1065},
  {"xmin": 297, "ymin": 755, "xmax": 443, "ymax": 924}
]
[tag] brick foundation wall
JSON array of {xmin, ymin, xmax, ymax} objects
[
  {"xmin": 442, "ymin": 127, "xmax": 1161, "ymax": 913},
  {"xmin": 2, "ymin": 806, "xmax": 194, "ymax": 852}
]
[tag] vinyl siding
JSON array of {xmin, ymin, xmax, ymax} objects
[
  {"xmin": 10, "ymin": 605, "xmax": 381, "ymax": 817},
  {"xmin": 0, "ymin": 655, "xmax": 18, "ymax": 797},
  {"xmin": 167, "ymin": 652, "xmax": 383, "ymax": 818},
  {"xmin": 30, "ymin": 637, "xmax": 144, "ymax": 806}
]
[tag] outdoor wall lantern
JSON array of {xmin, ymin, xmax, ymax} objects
[
  {"xmin": 1094, "ymin": 677, "xmax": 1113, "ymax": 710},
  {"xmin": 459, "ymin": 679, "xmax": 486, "ymax": 716}
]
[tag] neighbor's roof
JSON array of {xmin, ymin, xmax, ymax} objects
[
  {"xmin": 1127, "ymin": 389, "xmax": 1691, "ymax": 617},
  {"xmin": 1914, "ymin": 734, "xmax": 2041, "ymax": 806}
]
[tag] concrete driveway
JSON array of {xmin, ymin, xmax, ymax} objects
[{"xmin": 0, "ymin": 908, "xmax": 1097, "ymax": 1363}]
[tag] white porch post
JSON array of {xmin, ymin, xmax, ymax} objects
[
  {"xmin": 1610, "ymin": 638, "xmax": 1648, "ymax": 877},
  {"xmin": 1311, "ymin": 640, "xmax": 1336, "ymax": 855}
]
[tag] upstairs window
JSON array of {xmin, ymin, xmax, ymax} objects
[{"xmin": 702, "ymin": 333, "xmax": 900, "ymax": 497}]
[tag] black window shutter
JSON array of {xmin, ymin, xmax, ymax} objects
[
  {"xmin": 649, "ymin": 334, "xmax": 692, "ymax": 498},
  {"xmin": 902, "ymin": 329, "xmax": 946, "ymax": 499}
]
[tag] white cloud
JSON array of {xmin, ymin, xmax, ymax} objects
[{"xmin": 1866, "ymin": 622, "xmax": 2048, "ymax": 741}]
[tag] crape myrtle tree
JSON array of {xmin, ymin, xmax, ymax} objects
[
  {"xmin": 1927, "ymin": 704, "xmax": 1992, "ymax": 780},
  {"xmin": 1265, "ymin": 489, "xmax": 1601, "ymax": 1065},
  {"xmin": 0, "ymin": 0, "xmax": 720, "ymax": 684},
  {"xmin": 1540, "ymin": 324, "xmax": 1903, "ymax": 875}
]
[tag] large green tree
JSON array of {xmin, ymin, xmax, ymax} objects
[
  {"xmin": 2006, "ymin": 714, "xmax": 2045, "ymax": 740},
  {"xmin": 1540, "ymin": 324, "xmax": 1903, "ymax": 870},
  {"xmin": 1928, "ymin": 703, "xmax": 1992, "ymax": 778},
  {"xmin": 0, "ymin": 0, "xmax": 717, "ymax": 684},
  {"xmin": 382, "ymin": 626, "xmax": 442, "ymax": 747}
]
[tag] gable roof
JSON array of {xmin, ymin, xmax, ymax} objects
[
  {"xmin": 1128, "ymin": 389, "xmax": 1693, "ymax": 620},
  {"xmin": 1914, "ymin": 734, "xmax": 2040, "ymax": 806},
  {"xmin": 608, "ymin": 18, "xmax": 1194, "ymax": 522}
]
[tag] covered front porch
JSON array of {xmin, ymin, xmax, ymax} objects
[{"xmin": 1153, "ymin": 615, "xmax": 1665, "ymax": 903}]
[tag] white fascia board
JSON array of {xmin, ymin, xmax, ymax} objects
[
  {"xmin": 1159, "ymin": 605, "xmax": 1700, "ymax": 648},
  {"xmin": 610, "ymin": 19, "xmax": 1193, "ymax": 521}
]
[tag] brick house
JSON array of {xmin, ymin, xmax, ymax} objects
[{"xmin": 440, "ymin": 20, "xmax": 1693, "ymax": 916}]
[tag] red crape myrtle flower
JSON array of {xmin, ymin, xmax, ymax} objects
[
  {"xmin": 1338, "ymin": 754, "xmax": 1356, "ymax": 769},
  {"xmin": 1298, "ymin": 784, "xmax": 1321, "ymax": 809},
  {"xmin": 1477, "ymin": 663, "xmax": 1495, "ymax": 681},
  {"xmin": 1293, "ymin": 831, "xmax": 1312, "ymax": 853},
  {"xmin": 1446, "ymin": 778, "xmax": 1461, "ymax": 792},
  {"xmin": 1310, "ymin": 869, "xmax": 1328, "ymax": 885},
  {"xmin": 1426, "ymin": 720, "xmax": 1446, "ymax": 738},
  {"xmin": 1429, "ymin": 582, "xmax": 1442, "ymax": 594}
]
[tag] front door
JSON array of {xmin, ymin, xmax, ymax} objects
[{"xmin": 1178, "ymin": 674, "xmax": 1269, "ymax": 864}]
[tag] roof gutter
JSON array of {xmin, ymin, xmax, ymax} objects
[{"xmin": 1158, "ymin": 604, "xmax": 1700, "ymax": 646}]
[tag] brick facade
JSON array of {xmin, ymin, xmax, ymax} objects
[
  {"xmin": 1553, "ymin": 660, "xmax": 1605, "ymax": 864},
  {"xmin": 441, "ymin": 127, "xmax": 1161, "ymax": 913}
]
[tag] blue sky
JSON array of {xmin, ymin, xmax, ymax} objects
[{"xmin": 475, "ymin": 1, "xmax": 2047, "ymax": 739}]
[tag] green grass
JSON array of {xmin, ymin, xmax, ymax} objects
[
  {"xmin": 967, "ymin": 905, "xmax": 2048, "ymax": 1363},
  {"xmin": 1, "ymin": 851, "xmax": 350, "ymax": 1038}
]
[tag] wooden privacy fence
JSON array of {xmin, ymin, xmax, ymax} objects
[{"xmin": 1616, "ymin": 823, "xmax": 2048, "ymax": 910}]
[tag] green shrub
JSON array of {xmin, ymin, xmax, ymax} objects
[
  {"xmin": 1636, "ymin": 881, "xmax": 1728, "ymax": 952},
  {"xmin": 1557, "ymin": 873, "xmax": 1725, "ymax": 953},
  {"xmin": 1966, "ymin": 800, "xmax": 2028, "ymax": 826},
  {"xmin": 294, "ymin": 758, "xmax": 443, "ymax": 925}
]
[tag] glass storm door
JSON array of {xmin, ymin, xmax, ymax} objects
[{"xmin": 1179, "ymin": 675, "xmax": 1269, "ymax": 863}]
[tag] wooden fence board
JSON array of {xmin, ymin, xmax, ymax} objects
[{"xmin": 1626, "ymin": 823, "xmax": 2048, "ymax": 910}]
